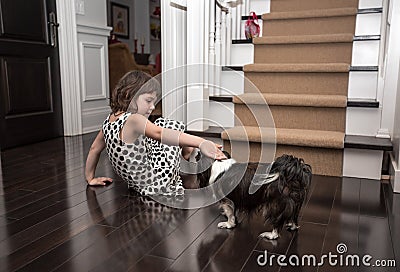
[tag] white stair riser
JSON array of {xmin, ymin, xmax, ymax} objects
[
  {"xmin": 346, "ymin": 107, "xmax": 381, "ymax": 136},
  {"xmin": 209, "ymin": 101, "xmax": 235, "ymax": 128},
  {"xmin": 389, "ymin": 154, "xmax": 400, "ymax": 193},
  {"xmin": 348, "ymin": 71, "xmax": 378, "ymax": 99},
  {"xmin": 352, "ymin": 40, "xmax": 380, "ymax": 66},
  {"xmin": 249, "ymin": 0, "xmax": 270, "ymax": 17},
  {"xmin": 230, "ymin": 44, "xmax": 254, "ymax": 66},
  {"xmin": 356, "ymin": 13, "xmax": 382, "ymax": 36},
  {"xmin": 343, "ymin": 149, "xmax": 383, "ymax": 180},
  {"xmin": 359, "ymin": 0, "xmax": 383, "ymax": 9},
  {"xmin": 220, "ymin": 70, "xmax": 245, "ymax": 95}
]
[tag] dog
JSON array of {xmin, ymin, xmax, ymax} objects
[{"xmin": 195, "ymin": 151, "xmax": 312, "ymax": 240}]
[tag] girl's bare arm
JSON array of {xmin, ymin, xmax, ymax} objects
[
  {"xmin": 85, "ymin": 130, "xmax": 113, "ymax": 185},
  {"xmin": 128, "ymin": 114, "xmax": 226, "ymax": 160}
]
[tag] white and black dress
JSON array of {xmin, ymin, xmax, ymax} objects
[{"xmin": 102, "ymin": 112, "xmax": 185, "ymax": 196}]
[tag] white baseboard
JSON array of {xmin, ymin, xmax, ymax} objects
[
  {"xmin": 343, "ymin": 148, "xmax": 383, "ymax": 180},
  {"xmin": 389, "ymin": 153, "xmax": 400, "ymax": 193}
]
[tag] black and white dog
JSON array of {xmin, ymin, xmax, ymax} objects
[{"xmin": 196, "ymin": 152, "xmax": 312, "ymax": 240}]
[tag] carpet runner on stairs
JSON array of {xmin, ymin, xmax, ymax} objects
[
  {"xmin": 270, "ymin": 0, "xmax": 359, "ymax": 12},
  {"xmin": 244, "ymin": 63, "xmax": 350, "ymax": 96},
  {"xmin": 262, "ymin": 8, "xmax": 358, "ymax": 36},
  {"xmin": 253, "ymin": 34, "xmax": 354, "ymax": 64},
  {"xmin": 222, "ymin": 1, "xmax": 360, "ymax": 176}
]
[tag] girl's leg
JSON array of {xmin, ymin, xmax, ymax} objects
[{"xmin": 181, "ymin": 146, "xmax": 195, "ymax": 161}]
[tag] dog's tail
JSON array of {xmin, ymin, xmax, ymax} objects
[{"xmin": 270, "ymin": 154, "xmax": 312, "ymax": 200}]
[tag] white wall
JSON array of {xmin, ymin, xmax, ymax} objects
[
  {"xmin": 393, "ymin": 59, "xmax": 400, "ymax": 166},
  {"xmin": 386, "ymin": 0, "xmax": 400, "ymax": 167},
  {"xmin": 379, "ymin": 0, "xmax": 400, "ymax": 138},
  {"xmin": 376, "ymin": 0, "xmax": 400, "ymax": 192},
  {"xmin": 76, "ymin": 0, "xmax": 112, "ymax": 133},
  {"xmin": 162, "ymin": 0, "xmax": 187, "ymax": 122},
  {"xmin": 76, "ymin": 0, "xmax": 107, "ymax": 26}
]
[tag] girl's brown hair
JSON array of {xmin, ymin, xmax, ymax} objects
[{"xmin": 110, "ymin": 70, "xmax": 160, "ymax": 114}]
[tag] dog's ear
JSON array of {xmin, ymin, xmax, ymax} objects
[
  {"xmin": 222, "ymin": 150, "xmax": 231, "ymax": 159},
  {"xmin": 195, "ymin": 150, "xmax": 202, "ymax": 161}
]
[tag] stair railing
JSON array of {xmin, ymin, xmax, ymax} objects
[{"xmin": 210, "ymin": 0, "xmax": 244, "ymax": 96}]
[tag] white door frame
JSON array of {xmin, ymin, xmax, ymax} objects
[{"xmin": 56, "ymin": 0, "xmax": 82, "ymax": 136}]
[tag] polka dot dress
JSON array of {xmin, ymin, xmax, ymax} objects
[{"xmin": 102, "ymin": 113, "xmax": 184, "ymax": 196}]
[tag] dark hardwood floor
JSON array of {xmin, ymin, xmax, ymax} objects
[{"xmin": 0, "ymin": 132, "xmax": 399, "ymax": 271}]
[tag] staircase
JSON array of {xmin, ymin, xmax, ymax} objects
[{"xmin": 220, "ymin": 0, "xmax": 371, "ymax": 176}]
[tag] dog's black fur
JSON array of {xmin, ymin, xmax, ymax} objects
[{"xmin": 196, "ymin": 152, "xmax": 312, "ymax": 239}]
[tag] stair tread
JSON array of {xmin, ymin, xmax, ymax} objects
[
  {"xmin": 244, "ymin": 63, "xmax": 350, "ymax": 73},
  {"xmin": 345, "ymin": 135, "xmax": 392, "ymax": 151},
  {"xmin": 253, "ymin": 34, "xmax": 354, "ymax": 44},
  {"xmin": 210, "ymin": 95, "xmax": 379, "ymax": 108},
  {"xmin": 221, "ymin": 126, "xmax": 344, "ymax": 149},
  {"xmin": 185, "ymin": 126, "xmax": 224, "ymax": 138},
  {"xmin": 262, "ymin": 7, "xmax": 358, "ymax": 20},
  {"xmin": 233, "ymin": 93, "xmax": 347, "ymax": 107},
  {"xmin": 185, "ymin": 127, "xmax": 391, "ymax": 151}
]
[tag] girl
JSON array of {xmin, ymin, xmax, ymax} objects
[{"xmin": 85, "ymin": 71, "xmax": 226, "ymax": 196}]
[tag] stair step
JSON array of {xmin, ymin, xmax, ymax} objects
[
  {"xmin": 232, "ymin": 39, "xmax": 252, "ymax": 44},
  {"xmin": 243, "ymin": 64, "xmax": 349, "ymax": 95},
  {"xmin": 262, "ymin": 8, "xmax": 357, "ymax": 36},
  {"xmin": 222, "ymin": 66, "xmax": 243, "ymax": 71},
  {"xmin": 347, "ymin": 99, "xmax": 379, "ymax": 108},
  {"xmin": 185, "ymin": 127, "xmax": 392, "ymax": 152},
  {"xmin": 353, "ymin": 35, "xmax": 381, "ymax": 41},
  {"xmin": 221, "ymin": 127, "xmax": 344, "ymax": 149},
  {"xmin": 185, "ymin": 126, "xmax": 224, "ymax": 138},
  {"xmin": 233, "ymin": 93, "xmax": 347, "ymax": 107},
  {"xmin": 210, "ymin": 95, "xmax": 380, "ymax": 108},
  {"xmin": 221, "ymin": 127, "xmax": 344, "ymax": 175},
  {"xmin": 358, "ymin": 8, "xmax": 383, "ymax": 14},
  {"xmin": 270, "ymin": 0, "xmax": 359, "ymax": 13},
  {"xmin": 232, "ymin": 33, "xmax": 381, "ymax": 44},
  {"xmin": 253, "ymin": 34, "xmax": 354, "ymax": 44},
  {"xmin": 344, "ymin": 135, "xmax": 393, "ymax": 151},
  {"xmin": 241, "ymin": 15, "xmax": 262, "ymax": 20},
  {"xmin": 253, "ymin": 34, "xmax": 353, "ymax": 64},
  {"xmin": 224, "ymin": 65, "xmax": 379, "ymax": 73},
  {"xmin": 350, "ymin": 66, "xmax": 379, "ymax": 71},
  {"xmin": 244, "ymin": 63, "xmax": 349, "ymax": 73},
  {"xmin": 262, "ymin": 8, "xmax": 358, "ymax": 20},
  {"xmin": 234, "ymin": 102, "xmax": 345, "ymax": 132}
]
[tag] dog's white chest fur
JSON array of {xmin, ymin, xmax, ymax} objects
[{"xmin": 209, "ymin": 158, "xmax": 236, "ymax": 184}]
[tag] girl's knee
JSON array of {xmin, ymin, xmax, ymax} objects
[{"xmin": 181, "ymin": 146, "xmax": 195, "ymax": 160}]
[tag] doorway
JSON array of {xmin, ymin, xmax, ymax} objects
[{"xmin": 0, "ymin": 0, "xmax": 63, "ymax": 150}]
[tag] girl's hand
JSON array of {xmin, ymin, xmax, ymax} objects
[
  {"xmin": 87, "ymin": 177, "xmax": 113, "ymax": 186},
  {"xmin": 199, "ymin": 140, "xmax": 227, "ymax": 160}
]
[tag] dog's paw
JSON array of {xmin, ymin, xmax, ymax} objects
[
  {"xmin": 259, "ymin": 231, "xmax": 279, "ymax": 240},
  {"xmin": 217, "ymin": 221, "xmax": 235, "ymax": 229},
  {"xmin": 286, "ymin": 222, "xmax": 300, "ymax": 231}
]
